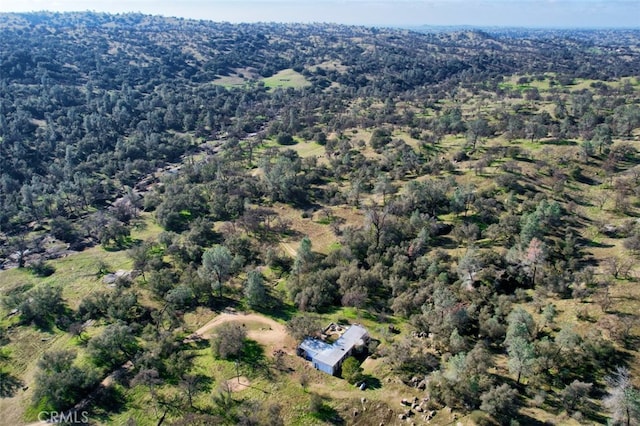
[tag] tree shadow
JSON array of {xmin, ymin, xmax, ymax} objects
[
  {"xmin": 580, "ymin": 400, "xmax": 610, "ymax": 425},
  {"xmin": 585, "ymin": 240, "xmax": 614, "ymax": 248},
  {"xmin": 241, "ymin": 339, "xmax": 269, "ymax": 378},
  {"xmin": 0, "ymin": 370, "xmax": 23, "ymax": 398},
  {"xmin": 30, "ymin": 307, "xmax": 75, "ymax": 334},
  {"xmin": 209, "ymin": 297, "xmax": 243, "ymax": 312},
  {"xmin": 621, "ymin": 334, "xmax": 640, "ymax": 351},
  {"xmin": 311, "ymin": 396, "xmax": 345, "ymax": 425},
  {"xmin": 189, "ymin": 373, "xmax": 214, "ymax": 393},
  {"xmin": 184, "ymin": 336, "xmax": 211, "ymax": 351},
  {"xmin": 102, "ymin": 237, "xmax": 141, "ymax": 252},
  {"xmin": 359, "ymin": 374, "xmax": 381, "ymax": 391},
  {"xmin": 255, "ymin": 301, "xmax": 296, "ymax": 322},
  {"xmin": 543, "ymin": 139, "xmax": 577, "ymax": 146},
  {"xmin": 575, "ymin": 174, "xmax": 599, "ymax": 186},
  {"xmin": 87, "ymin": 384, "xmax": 128, "ymax": 423},
  {"xmin": 513, "ymin": 413, "xmax": 550, "ymax": 425},
  {"xmin": 433, "ymin": 236, "xmax": 458, "ymax": 250}
]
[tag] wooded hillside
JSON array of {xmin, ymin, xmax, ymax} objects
[{"xmin": 0, "ymin": 12, "xmax": 639, "ymax": 426}]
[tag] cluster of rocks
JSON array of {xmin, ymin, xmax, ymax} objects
[
  {"xmin": 351, "ymin": 397, "xmax": 368, "ymax": 418},
  {"xmin": 1, "ymin": 230, "xmax": 99, "ymax": 270},
  {"xmin": 411, "ymin": 331, "xmax": 429, "ymax": 339},
  {"xmin": 102, "ymin": 269, "xmax": 140, "ymax": 286},
  {"xmin": 399, "ymin": 397, "xmax": 435, "ymax": 422},
  {"xmin": 406, "ymin": 376, "xmax": 428, "ymax": 390}
]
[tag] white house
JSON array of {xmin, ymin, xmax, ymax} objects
[{"xmin": 297, "ymin": 324, "xmax": 368, "ymax": 376}]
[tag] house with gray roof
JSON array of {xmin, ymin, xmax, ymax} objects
[{"xmin": 297, "ymin": 324, "xmax": 368, "ymax": 376}]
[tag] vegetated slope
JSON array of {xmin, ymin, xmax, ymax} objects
[
  {"xmin": 1, "ymin": 12, "xmax": 638, "ymax": 239},
  {"xmin": 0, "ymin": 12, "xmax": 639, "ymax": 426}
]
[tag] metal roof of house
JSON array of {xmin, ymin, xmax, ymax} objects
[
  {"xmin": 299, "ymin": 336, "xmax": 333, "ymax": 359},
  {"xmin": 300, "ymin": 324, "xmax": 368, "ymax": 368}
]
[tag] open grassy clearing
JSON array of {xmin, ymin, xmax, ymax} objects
[
  {"xmin": 271, "ymin": 202, "xmax": 341, "ymax": 255},
  {"xmin": 0, "ymin": 246, "xmax": 131, "ymax": 311},
  {"xmin": 287, "ymin": 140, "xmax": 326, "ymax": 159},
  {"xmin": 262, "ymin": 69, "xmax": 311, "ymax": 90},
  {"xmin": 212, "ymin": 74, "xmax": 249, "ymax": 88}
]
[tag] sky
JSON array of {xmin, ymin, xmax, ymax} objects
[{"xmin": 0, "ymin": 0, "xmax": 638, "ymax": 28}]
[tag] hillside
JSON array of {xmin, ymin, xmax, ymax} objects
[{"xmin": 0, "ymin": 12, "xmax": 639, "ymax": 426}]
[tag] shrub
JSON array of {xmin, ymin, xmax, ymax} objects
[
  {"xmin": 480, "ymin": 384, "xmax": 520, "ymax": 422},
  {"xmin": 29, "ymin": 259, "xmax": 55, "ymax": 277},
  {"xmin": 276, "ymin": 133, "xmax": 296, "ymax": 145},
  {"xmin": 341, "ymin": 356, "xmax": 363, "ymax": 384},
  {"xmin": 211, "ymin": 322, "xmax": 247, "ymax": 360}
]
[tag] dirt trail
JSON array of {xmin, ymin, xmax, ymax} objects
[
  {"xmin": 192, "ymin": 312, "xmax": 289, "ymax": 348},
  {"xmin": 280, "ymin": 241, "xmax": 297, "ymax": 257}
]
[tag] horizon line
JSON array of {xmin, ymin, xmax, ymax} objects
[{"xmin": 1, "ymin": 10, "xmax": 639, "ymax": 31}]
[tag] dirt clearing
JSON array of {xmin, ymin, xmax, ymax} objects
[{"xmin": 193, "ymin": 312, "xmax": 292, "ymax": 354}]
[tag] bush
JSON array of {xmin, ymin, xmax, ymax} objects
[
  {"xmin": 18, "ymin": 285, "xmax": 65, "ymax": 327},
  {"xmin": 50, "ymin": 216, "xmax": 81, "ymax": 243},
  {"xmin": 276, "ymin": 133, "xmax": 296, "ymax": 145},
  {"xmin": 341, "ymin": 356, "xmax": 363, "ymax": 384},
  {"xmin": 480, "ymin": 384, "xmax": 520, "ymax": 423},
  {"xmin": 88, "ymin": 322, "xmax": 139, "ymax": 368},
  {"xmin": 29, "ymin": 259, "xmax": 55, "ymax": 277},
  {"xmin": 453, "ymin": 150, "xmax": 469, "ymax": 162},
  {"xmin": 211, "ymin": 322, "xmax": 247, "ymax": 360},
  {"xmin": 286, "ymin": 314, "xmax": 321, "ymax": 342},
  {"xmin": 369, "ymin": 128, "xmax": 392, "ymax": 150},
  {"xmin": 165, "ymin": 285, "xmax": 195, "ymax": 309},
  {"xmin": 560, "ymin": 380, "xmax": 592, "ymax": 414},
  {"xmin": 309, "ymin": 393, "xmax": 323, "ymax": 413}
]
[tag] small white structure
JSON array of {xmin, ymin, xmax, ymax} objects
[{"xmin": 298, "ymin": 324, "xmax": 368, "ymax": 376}]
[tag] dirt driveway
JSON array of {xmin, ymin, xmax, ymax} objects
[{"xmin": 193, "ymin": 312, "xmax": 292, "ymax": 353}]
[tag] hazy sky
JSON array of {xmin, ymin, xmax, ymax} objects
[{"xmin": 1, "ymin": 0, "xmax": 638, "ymax": 28}]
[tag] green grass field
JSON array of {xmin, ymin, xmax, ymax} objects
[{"xmin": 262, "ymin": 69, "xmax": 311, "ymax": 90}]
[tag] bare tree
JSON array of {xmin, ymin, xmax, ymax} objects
[
  {"xmin": 364, "ymin": 204, "xmax": 390, "ymax": 251},
  {"xmin": 603, "ymin": 367, "xmax": 640, "ymax": 426},
  {"xmin": 180, "ymin": 374, "xmax": 207, "ymax": 409},
  {"xmin": 561, "ymin": 380, "xmax": 592, "ymax": 414},
  {"xmin": 604, "ymin": 256, "xmax": 634, "ymax": 280}
]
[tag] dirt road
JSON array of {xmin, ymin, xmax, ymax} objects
[{"xmin": 192, "ymin": 311, "xmax": 289, "ymax": 349}]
